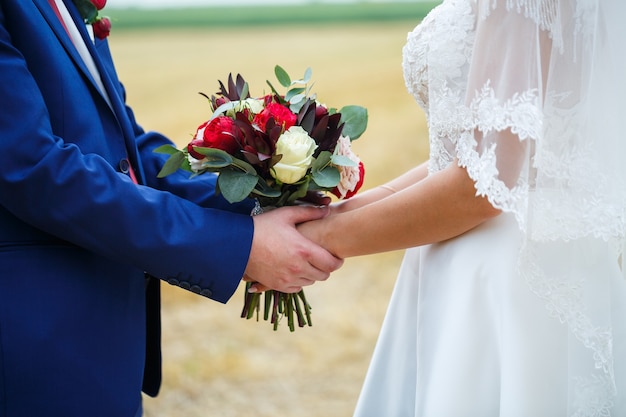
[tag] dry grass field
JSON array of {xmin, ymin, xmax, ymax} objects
[{"xmin": 109, "ymin": 21, "xmax": 429, "ymax": 417}]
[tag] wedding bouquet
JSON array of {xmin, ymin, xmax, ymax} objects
[{"xmin": 155, "ymin": 66, "xmax": 367, "ymax": 331}]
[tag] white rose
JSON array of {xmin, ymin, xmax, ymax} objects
[
  {"xmin": 226, "ymin": 98, "xmax": 265, "ymax": 117},
  {"xmin": 271, "ymin": 126, "xmax": 317, "ymax": 184},
  {"xmin": 187, "ymin": 152, "xmax": 206, "ymax": 173}
]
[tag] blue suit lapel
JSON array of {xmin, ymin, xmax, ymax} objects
[
  {"xmin": 34, "ymin": 0, "xmax": 146, "ymax": 183},
  {"xmin": 33, "ymin": 0, "xmax": 109, "ymax": 110}
]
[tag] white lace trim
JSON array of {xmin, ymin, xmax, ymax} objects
[{"xmin": 520, "ymin": 242, "xmax": 616, "ymax": 416}]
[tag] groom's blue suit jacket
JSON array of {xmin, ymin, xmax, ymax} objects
[{"xmin": 0, "ymin": 1, "xmax": 255, "ymax": 415}]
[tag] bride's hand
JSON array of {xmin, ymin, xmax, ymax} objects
[{"xmin": 297, "ymin": 216, "xmax": 336, "ymax": 257}]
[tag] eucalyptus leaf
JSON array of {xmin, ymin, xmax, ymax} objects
[
  {"xmin": 231, "ymin": 157, "xmax": 258, "ymax": 175},
  {"xmin": 211, "ymin": 101, "xmax": 238, "ymax": 118},
  {"xmin": 157, "ymin": 151, "xmax": 186, "ymax": 178},
  {"xmin": 192, "ymin": 147, "xmax": 234, "ymax": 168},
  {"xmin": 289, "ymin": 100, "xmax": 306, "ymax": 114},
  {"xmin": 331, "ymin": 154, "xmax": 358, "ymax": 167},
  {"xmin": 289, "ymin": 93, "xmax": 305, "ymax": 104},
  {"xmin": 339, "ymin": 105, "xmax": 368, "ymax": 140},
  {"xmin": 217, "ymin": 170, "xmax": 258, "ymax": 203},
  {"xmin": 287, "ymin": 178, "xmax": 310, "ymax": 203},
  {"xmin": 253, "ymin": 178, "xmax": 282, "ymax": 198},
  {"xmin": 285, "ymin": 87, "xmax": 305, "ymax": 102},
  {"xmin": 275, "ymin": 65, "xmax": 291, "ymax": 88},
  {"xmin": 292, "ymin": 67, "xmax": 313, "ymax": 85},
  {"xmin": 312, "ymin": 151, "xmax": 332, "ymax": 171},
  {"xmin": 303, "ymin": 67, "xmax": 313, "ymax": 84},
  {"xmin": 312, "ymin": 166, "xmax": 340, "ymax": 188},
  {"xmin": 153, "ymin": 144, "xmax": 179, "ymax": 156}
]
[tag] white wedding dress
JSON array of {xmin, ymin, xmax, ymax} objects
[{"xmin": 353, "ymin": 1, "xmax": 626, "ymax": 416}]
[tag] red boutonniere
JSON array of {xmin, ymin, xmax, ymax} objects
[{"xmin": 72, "ymin": 0, "xmax": 111, "ymax": 40}]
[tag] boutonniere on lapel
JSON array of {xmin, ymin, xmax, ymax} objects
[{"xmin": 72, "ymin": 0, "xmax": 111, "ymax": 40}]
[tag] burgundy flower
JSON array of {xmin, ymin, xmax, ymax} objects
[
  {"xmin": 92, "ymin": 17, "xmax": 111, "ymax": 40},
  {"xmin": 315, "ymin": 104, "xmax": 329, "ymax": 121}
]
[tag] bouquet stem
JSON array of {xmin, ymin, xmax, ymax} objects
[{"xmin": 241, "ymin": 283, "xmax": 312, "ymax": 332}]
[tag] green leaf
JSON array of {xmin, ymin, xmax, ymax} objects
[
  {"xmin": 289, "ymin": 93, "xmax": 305, "ymax": 104},
  {"xmin": 289, "ymin": 99, "xmax": 307, "ymax": 114},
  {"xmin": 275, "ymin": 65, "xmax": 291, "ymax": 88},
  {"xmin": 253, "ymin": 178, "xmax": 282, "ymax": 198},
  {"xmin": 153, "ymin": 144, "xmax": 179, "ymax": 156},
  {"xmin": 311, "ymin": 151, "xmax": 332, "ymax": 172},
  {"xmin": 265, "ymin": 81, "xmax": 288, "ymax": 105},
  {"xmin": 287, "ymin": 177, "xmax": 310, "ymax": 203},
  {"xmin": 240, "ymin": 82, "xmax": 250, "ymax": 100},
  {"xmin": 192, "ymin": 147, "xmax": 233, "ymax": 168},
  {"xmin": 312, "ymin": 166, "xmax": 340, "ymax": 188},
  {"xmin": 285, "ymin": 87, "xmax": 305, "ymax": 102},
  {"xmin": 303, "ymin": 67, "xmax": 313, "ymax": 84},
  {"xmin": 339, "ymin": 105, "xmax": 368, "ymax": 140},
  {"xmin": 217, "ymin": 170, "xmax": 258, "ymax": 203},
  {"xmin": 231, "ymin": 156, "xmax": 258, "ymax": 175},
  {"xmin": 331, "ymin": 154, "xmax": 358, "ymax": 167},
  {"xmin": 157, "ymin": 150, "xmax": 186, "ymax": 178},
  {"xmin": 73, "ymin": 0, "xmax": 98, "ymax": 23}
]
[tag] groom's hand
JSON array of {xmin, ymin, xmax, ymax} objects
[{"xmin": 243, "ymin": 205, "xmax": 343, "ymax": 293}]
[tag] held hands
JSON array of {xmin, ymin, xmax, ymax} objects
[{"xmin": 243, "ymin": 205, "xmax": 343, "ymax": 293}]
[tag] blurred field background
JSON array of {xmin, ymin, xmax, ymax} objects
[{"xmin": 106, "ymin": 3, "xmax": 433, "ymax": 416}]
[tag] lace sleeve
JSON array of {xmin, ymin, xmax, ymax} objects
[
  {"xmin": 456, "ymin": 0, "xmax": 626, "ymax": 242},
  {"xmin": 456, "ymin": 1, "xmax": 553, "ymax": 226}
]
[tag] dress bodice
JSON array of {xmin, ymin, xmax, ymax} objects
[{"xmin": 401, "ymin": 0, "xmax": 476, "ymax": 174}]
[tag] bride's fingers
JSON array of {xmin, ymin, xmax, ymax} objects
[
  {"xmin": 247, "ymin": 277, "xmax": 316, "ymax": 294},
  {"xmin": 247, "ymin": 282, "xmax": 270, "ymax": 293}
]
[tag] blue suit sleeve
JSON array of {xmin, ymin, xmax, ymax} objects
[{"xmin": 0, "ymin": 12, "xmax": 253, "ymax": 303}]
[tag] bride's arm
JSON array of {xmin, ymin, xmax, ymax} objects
[
  {"xmin": 299, "ymin": 161, "xmax": 500, "ymax": 258},
  {"xmin": 332, "ymin": 160, "xmax": 430, "ymax": 214}
]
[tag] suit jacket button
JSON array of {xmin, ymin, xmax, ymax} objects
[
  {"xmin": 179, "ymin": 281, "xmax": 191, "ymax": 290},
  {"xmin": 200, "ymin": 289, "xmax": 212, "ymax": 297},
  {"xmin": 167, "ymin": 278, "xmax": 179, "ymax": 286},
  {"xmin": 119, "ymin": 158, "xmax": 131, "ymax": 173},
  {"xmin": 190, "ymin": 285, "xmax": 202, "ymax": 294}
]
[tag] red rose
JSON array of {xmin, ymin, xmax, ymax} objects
[
  {"xmin": 186, "ymin": 138, "xmax": 205, "ymax": 160},
  {"xmin": 90, "ymin": 0, "xmax": 107, "ymax": 10},
  {"xmin": 202, "ymin": 116, "xmax": 240, "ymax": 155},
  {"xmin": 92, "ymin": 17, "xmax": 111, "ymax": 40},
  {"xmin": 253, "ymin": 102, "xmax": 297, "ymax": 131}
]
